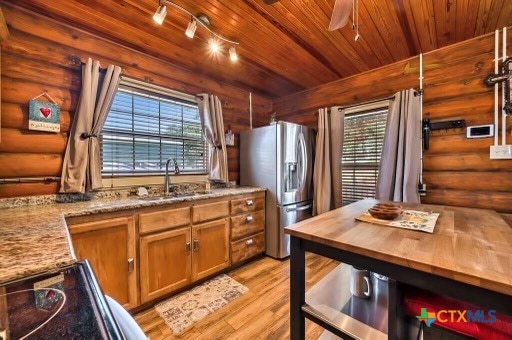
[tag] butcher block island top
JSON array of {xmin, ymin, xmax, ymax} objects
[
  {"xmin": 285, "ymin": 199, "xmax": 512, "ymax": 296},
  {"xmin": 0, "ymin": 187, "xmax": 265, "ymax": 285}
]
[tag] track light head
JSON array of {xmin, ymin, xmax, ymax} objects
[
  {"xmin": 229, "ymin": 46, "xmax": 238, "ymax": 62},
  {"xmin": 153, "ymin": 5, "xmax": 167, "ymax": 25},
  {"xmin": 185, "ymin": 19, "xmax": 197, "ymax": 38},
  {"xmin": 209, "ymin": 39, "xmax": 220, "ymax": 53}
]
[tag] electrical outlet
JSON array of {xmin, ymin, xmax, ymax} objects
[
  {"xmin": 418, "ymin": 183, "xmax": 427, "ymax": 196},
  {"xmin": 33, "ymin": 274, "xmax": 64, "ymax": 309},
  {"xmin": 490, "ymin": 145, "xmax": 512, "ymax": 159}
]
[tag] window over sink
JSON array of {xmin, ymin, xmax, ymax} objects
[{"xmin": 100, "ymin": 78, "xmax": 207, "ymax": 177}]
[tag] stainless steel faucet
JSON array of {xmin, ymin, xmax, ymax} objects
[{"xmin": 164, "ymin": 157, "xmax": 173, "ymax": 195}]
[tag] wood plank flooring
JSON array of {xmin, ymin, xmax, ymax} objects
[{"xmin": 134, "ymin": 253, "xmax": 339, "ymax": 339}]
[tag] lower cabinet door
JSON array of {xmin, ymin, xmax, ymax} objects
[
  {"xmin": 191, "ymin": 218, "xmax": 230, "ymax": 281},
  {"xmin": 69, "ymin": 217, "xmax": 138, "ymax": 309},
  {"xmin": 139, "ymin": 227, "xmax": 191, "ymax": 304}
]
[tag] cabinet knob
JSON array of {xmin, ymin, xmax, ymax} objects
[
  {"xmin": 245, "ymin": 239, "xmax": 254, "ymax": 246},
  {"xmin": 128, "ymin": 258, "xmax": 134, "ymax": 273},
  {"xmin": 186, "ymin": 241, "xmax": 191, "ymax": 254},
  {"xmin": 193, "ymin": 239, "xmax": 200, "ymax": 251},
  {"xmin": 246, "ymin": 199, "xmax": 254, "ymax": 206},
  {"xmin": 246, "ymin": 215, "xmax": 254, "ymax": 223}
]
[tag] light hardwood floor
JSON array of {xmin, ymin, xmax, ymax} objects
[{"xmin": 134, "ymin": 253, "xmax": 339, "ymax": 339}]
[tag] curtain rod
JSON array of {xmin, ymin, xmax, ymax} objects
[
  {"xmin": 328, "ymin": 95, "xmax": 394, "ymax": 112},
  {"xmin": 0, "ymin": 177, "xmax": 60, "ymax": 184},
  {"xmin": 71, "ymin": 56, "xmax": 109, "ymax": 72},
  {"xmin": 326, "ymin": 89, "xmax": 422, "ymax": 113}
]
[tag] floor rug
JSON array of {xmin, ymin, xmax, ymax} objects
[{"xmin": 154, "ymin": 274, "xmax": 249, "ymax": 335}]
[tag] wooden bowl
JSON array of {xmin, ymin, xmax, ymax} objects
[{"xmin": 368, "ymin": 203, "xmax": 403, "ymax": 220}]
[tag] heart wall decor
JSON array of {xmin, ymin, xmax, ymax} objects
[
  {"xmin": 39, "ymin": 107, "xmax": 52, "ymax": 118},
  {"xmin": 28, "ymin": 99, "xmax": 61, "ymax": 133}
]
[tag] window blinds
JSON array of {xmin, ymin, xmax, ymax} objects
[
  {"xmin": 341, "ymin": 108, "xmax": 387, "ymax": 205},
  {"xmin": 100, "ymin": 82, "xmax": 207, "ymax": 176}
]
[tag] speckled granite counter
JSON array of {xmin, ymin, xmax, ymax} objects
[{"xmin": 0, "ymin": 187, "xmax": 265, "ymax": 284}]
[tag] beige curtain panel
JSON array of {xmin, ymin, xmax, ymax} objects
[
  {"xmin": 312, "ymin": 106, "xmax": 344, "ymax": 215},
  {"xmin": 376, "ymin": 88, "xmax": 421, "ymax": 203},
  {"xmin": 60, "ymin": 58, "xmax": 122, "ymax": 193},
  {"xmin": 197, "ymin": 94, "xmax": 229, "ymax": 183}
]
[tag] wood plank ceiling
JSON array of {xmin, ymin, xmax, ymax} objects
[{"xmin": 4, "ymin": 0, "xmax": 512, "ymax": 99}]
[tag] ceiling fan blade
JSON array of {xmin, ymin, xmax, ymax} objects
[{"xmin": 328, "ymin": 0, "xmax": 352, "ymax": 31}]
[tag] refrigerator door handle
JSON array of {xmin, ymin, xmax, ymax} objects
[
  {"xmin": 286, "ymin": 204, "xmax": 312, "ymax": 213},
  {"xmin": 297, "ymin": 132, "xmax": 308, "ymax": 191}
]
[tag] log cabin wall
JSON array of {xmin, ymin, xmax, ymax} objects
[
  {"xmin": 0, "ymin": 4, "xmax": 271, "ymax": 198},
  {"xmin": 273, "ymin": 30, "xmax": 512, "ymax": 214}
]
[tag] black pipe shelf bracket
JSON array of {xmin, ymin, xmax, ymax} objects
[
  {"xmin": 422, "ymin": 118, "xmax": 466, "ymax": 150},
  {"xmin": 484, "ymin": 56, "xmax": 512, "ymax": 115}
]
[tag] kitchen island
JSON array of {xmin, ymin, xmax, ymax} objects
[{"xmin": 285, "ymin": 199, "xmax": 512, "ymax": 339}]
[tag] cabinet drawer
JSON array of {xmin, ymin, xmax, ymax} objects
[
  {"xmin": 231, "ymin": 194, "xmax": 265, "ymax": 215},
  {"xmin": 231, "ymin": 210, "xmax": 265, "ymax": 241},
  {"xmin": 231, "ymin": 232, "xmax": 265, "ymax": 264},
  {"xmin": 139, "ymin": 207, "xmax": 191, "ymax": 234},
  {"xmin": 192, "ymin": 200, "xmax": 230, "ymax": 224}
]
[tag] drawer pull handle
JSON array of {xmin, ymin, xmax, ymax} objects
[
  {"xmin": 246, "ymin": 239, "xmax": 254, "ymax": 246},
  {"xmin": 246, "ymin": 200, "xmax": 254, "ymax": 206},
  {"xmin": 246, "ymin": 215, "xmax": 254, "ymax": 223},
  {"xmin": 193, "ymin": 239, "xmax": 200, "ymax": 251},
  {"xmin": 186, "ymin": 241, "xmax": 191, "ymax": 254},
  {"xmin": 128, "ymin": 258, "xmax": 134, "ymax": 273}
]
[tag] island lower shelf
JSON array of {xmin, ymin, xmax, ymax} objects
[{"xmin": 304, "ymin": 262, "xmax": 388, "ymax": 339}]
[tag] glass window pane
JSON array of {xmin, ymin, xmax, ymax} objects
[
  {"xmin": 341, "ymin": 108, "xmax": 387, "ymax": 205},
  {"xmin": 100, "ymin": 83, "xmax": 207, "ymax": 176}
]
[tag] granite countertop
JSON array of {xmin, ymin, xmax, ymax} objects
[{"xmin": 0, "ymin": 187, "xmax": 265, "ymax": 285}]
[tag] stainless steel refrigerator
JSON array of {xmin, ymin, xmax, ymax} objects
[{"xmin": 240, "ymin": 121, "xmax": 314, "ymax": 258}]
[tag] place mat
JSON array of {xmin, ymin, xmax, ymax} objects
[
  {"xmin": 356, "ymin": 209, "xmax": 440, "ymax": 233},
  {"xmin": 154, "ymin": 274, "xmax": 248, "ymax": 335}
]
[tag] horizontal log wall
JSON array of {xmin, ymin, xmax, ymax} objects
[
  {"xmin": 0, "ymin": 4, "xmax": 271, "ymax": 198},
  {"xmin": 273, "ymin": 31, "xmax": 512, "ymax": 214}
]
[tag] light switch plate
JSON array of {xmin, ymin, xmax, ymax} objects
[
  {"xmin": 33, "ymin": 274, "xmax": 64, "ymax": 309},
  {"xmin": 490, "ymin": 145, "xmax": 512, "ymax": 159}
]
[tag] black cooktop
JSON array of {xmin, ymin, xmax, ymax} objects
[{"xmin": 0, "ymin": 261, "xmax": 122, "ymax": 339}]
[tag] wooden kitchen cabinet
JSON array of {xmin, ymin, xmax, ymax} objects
[
  {"xmin": 138, "ymin": 200, "xmax": 230, "ymax": 301},
  {"xmin": 139, "ymin": 226, "xmax": 191, "ymax": 304},
  {"xmin": 68, "ymin": 216, "xmax": 138, "ymax": 309},
  {"xmin": 230, "ymin": 192, "xmax": 266, "ymax": 265},
  {"xmin": 66, "ymin": 191, "xmax": 265, "ymax": 308},
  {"xmin": 191, "ymin": 218, "xmax": 230, "ymax": 281}
]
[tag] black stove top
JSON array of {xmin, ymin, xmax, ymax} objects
[{"xmin": 0, "ymin": 261, "xmax": 122, "ymax": 339}]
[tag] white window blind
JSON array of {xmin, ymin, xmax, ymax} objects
[
  {"xmin": 342, "ymin": 108, "xmax": 387, "ymax": 205},
  {"xmin": 100, "ymin": 81, "xmax": 207, "ymax": 176}
]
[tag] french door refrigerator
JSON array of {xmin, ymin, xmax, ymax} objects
[{"xmin": 240, "ymin": 121, "xmax": 314, "ymax": 258}]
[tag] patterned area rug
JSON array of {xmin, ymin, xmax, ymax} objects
[{"xmin": 154, "ymin": 274, "xmax": 249, "ymax": 335}]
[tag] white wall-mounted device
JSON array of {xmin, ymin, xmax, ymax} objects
[{"xmin": 466, "ymin": 124, "xmax": 494, "ymax": 138}]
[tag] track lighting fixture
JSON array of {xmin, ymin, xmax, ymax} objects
[
  {"xmin": 185, "ymin": 18, "xmax": 197, "ymax": 38},
  {"xmin": 229, "ymin": 46, "xmax": 238, "ymax": 62},
  {"xmin": 153, "ymin": 4, "xmax": 167, "ymax": 25},
  {"xmin": 209, "ymin": 39, "xmax": 220, "ymax": 53},
  {"xmin": 152, "ymin": 0, "xmax": 240, "ymax": 62}
]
